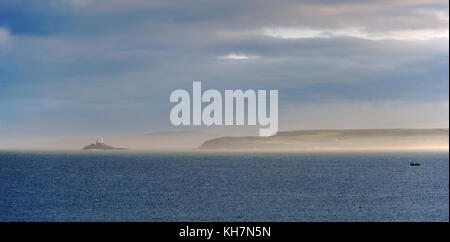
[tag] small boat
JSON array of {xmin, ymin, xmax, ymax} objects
[{"xmin": 410, "ymin": 162, "xmax": 421, "ymax": 166}]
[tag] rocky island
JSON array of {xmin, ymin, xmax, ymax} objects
[{"xmin": 82, "ymin": 138, "xmax": 127, "ymax": 150}]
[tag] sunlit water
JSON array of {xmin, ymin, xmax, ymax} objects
[{"xmin": 0, "ymin": 151, "xmax": 448, "ymax": 221}]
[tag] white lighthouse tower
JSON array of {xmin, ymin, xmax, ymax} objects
[{"xmin": 96, "ymin": 137, "xmax": 104, "ymax": 145}]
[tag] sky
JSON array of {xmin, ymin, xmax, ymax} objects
[{"xmin": 0, "ymin": 0, "xmax": 448, "ymax": 145}]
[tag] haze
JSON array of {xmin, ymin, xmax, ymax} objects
[{"xmin": 0, "ymin": 0, "xmax": 448, "ymax": 150}]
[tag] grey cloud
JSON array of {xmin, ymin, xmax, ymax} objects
[{"xmin": 0, "ymin": 0, "xmax": 448, "ymax": 139}]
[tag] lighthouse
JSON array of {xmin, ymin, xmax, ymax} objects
[{"xmin": 96, "ymin": 137, "xmax": 104, "ymax": 145}]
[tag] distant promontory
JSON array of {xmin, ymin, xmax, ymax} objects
[{"xmin": 198, "ymin": 129, "xmax": 449, "ymax": 151}]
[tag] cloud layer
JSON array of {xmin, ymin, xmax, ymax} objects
[{"xmin": 0, "ymin": 0, "xmax": 448, "ymax": 141}]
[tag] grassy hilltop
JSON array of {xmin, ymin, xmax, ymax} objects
[{"xmin": 199, "ymin": 129, "xmax": 449, "ymax": 151}]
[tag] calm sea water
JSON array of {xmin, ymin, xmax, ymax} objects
[{"xmin": 0, "ymin": 151, "xmax": 448, "ymax": 221}]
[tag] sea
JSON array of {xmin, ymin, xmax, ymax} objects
[{"xmin": 0, "ymin": 151, "xmax": 448, "ymax": 222}]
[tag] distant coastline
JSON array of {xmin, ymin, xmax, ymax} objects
[{"xmin": 198, "ymin": 129, "xmax": 449, "ymax": 151}]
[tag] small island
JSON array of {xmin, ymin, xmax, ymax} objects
[{"xmin": 82, "ymin": 138, "xmax": 127, "ymax": 150}]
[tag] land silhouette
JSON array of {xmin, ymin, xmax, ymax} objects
[{"xmin": 198, "ymin": 129, "xmax": 449, "ymax": 151}]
